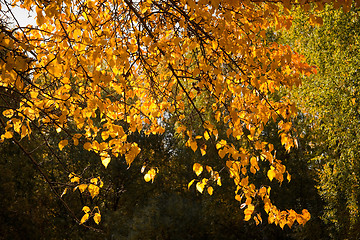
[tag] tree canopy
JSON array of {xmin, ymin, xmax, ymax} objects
[{"xmin": 0, "ymin": 0, "xmax": 358, "ymax": 236}]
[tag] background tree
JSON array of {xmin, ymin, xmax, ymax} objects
[{"xmin": 281, "ymin": 4, "xmax": 360, "ymax": 239}]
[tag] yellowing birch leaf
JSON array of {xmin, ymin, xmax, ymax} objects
[
  {"xmin": 82, "ymin": 206, "xmax": 91, "ymax": 213},
  {"xmin": 88, "ymin": 184, "xmax": 100, "ymax": 198},
  {"xmin": 193, "ymin": 163, "xmax": 203, "ymax": 176},
  {"xmin": 144, "ymin": 168, "xmax": 156, "ymax": 182},
  {"xmin": 70, "ymin": 176, "xmax": 80, "ymax": 183},
  {"xmin": 61, "ymin": 188, "xmax": 68, "ymax": 197},
  {"xmin": 200, "ymin": 144, "xmax": 207, "ymax": 156},
  {"xmin": 80, "ymin": 213, "xmax": 89, "ymax": 224},
  {"xmin": 287, "ymin": 172, "xmax": 291, "ymax": 182},
  {"xmin": 204, "ymin": 131, "xmax": 210, "ymax": 140},
  {"xmin": 2, "ymin": 109, "xmax": 14, "ymax": 118},
  {"xmin": 78, "ymin": 184, "xmax": 88, "ymax": 193},
  {"xmin": 190, "ymin": 140, "xmax": 197, "ymax": 152},
  {"xmin": 188, "ymin": 179, "xmax": 195, "ymax": 189},
  {"xmin": 58, "ymin": 140, "xmax": 68, "ymax": 151},
  {"xmin": 102, "ymin": 157, "xmax": 111, "ymax": 168},
  {"xmin": 196, "ymin": 182, "xmax": 204, "ymax": 193},
  {"xmin": 93, "ymin": 213, "xmax": 101, "ymax": 224},
  {"xmin": 3, "ymin": 131, "xmax": 13, "ymax": 139},
  {"xmin": 207, "ymin": 186, "xmax": 213, "ymax": 195},
  {"xmin": 83, "ymin": 142, "xmax": 92, "ymax": 150},
  {"xmin": 267, "ymin": 166, "xmax": 276, "ymax": 181}
]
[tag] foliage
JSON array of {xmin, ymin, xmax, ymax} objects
[{"xmin": 0, "ymin": 0, "xmax": 357, "ymax": 235}]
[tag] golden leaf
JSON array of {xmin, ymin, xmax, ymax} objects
[
  {"xmin": 144, "ymin": 168, "xmax": 156, "ymax": 182},
  {"xmin": 102, "ymin": 157, "xmax": 111, "ymax": 168},
  {"xmin": 207, "ymin": 186, "xmax": 213, "ymax": 195},
  {"xmin": 93, "ymin": 213, "xmax": 101, "ymax": 224},
  {"xmin": 193, "ymin": 163, "xmax": 203, "ymax": 176},
  {"xmin": 78, "ymin": 184, "xmax": 88, "ymax": 193},
  {"xmin": 267, "ymin": 166, "xmax": 276, "ymax": 181},
  {"xmin": 58, "ymin": 139, "xmax": 68, "ymax": 151},
  {"xmin": 70, "ymin": 176, "xmax": 80, "ymax": 183},
  {"xmin": 196, "ymin": 182, "xmax": 204, "ymax": 193},
  {"xmin": 2, "ymin": 109, "xmax": 14, "ymax": 118},
  {"xmin": 80, "ymin": 213, "xmax": 89, "ymax": 224},
  {"xmin": 83, "ymin": 142, "xmax": 92, "ymax": 150},
  {"xmin": 82, "ymin": 206, "xmax": 91, "ymax": 213},
  {"xmin": 188, "ymin": 179, "xmax": 195, "ymax": 189},
  {"xmin": 88, "ymin": 184, "xmax": 100, "ymax": 198},
  {"xmin": 3, "ymin": 131, "xmax": 13, "ymax": 139},
  {"xmin": 204, "ymin": 131, "xmax": 210, "ymax": 140}
]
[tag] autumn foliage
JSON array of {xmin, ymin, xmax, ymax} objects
[{"xmin": 0, "ymin": 0, "xmax": 356, "ymax": 230}]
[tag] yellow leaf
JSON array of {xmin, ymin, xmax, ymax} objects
[
  {"xmin": 254, "ymin": 215, "xmax": 259, "ymax": 225},
  {"xmin": 216, "ymin": 139, "xmax": 227, "ymax": 149},
  {"xmin": 218, "ymin": 148, "xmax": 226, "ymax": 158},
  {"xmin": 196, "ymin": 182, "xmax": 204, "ymax": 193},
  {"xmin": 101, "ymin": 131, "xmax": 109, "ymax": 140},
  {"xmin": 90, "ymin": 178, "xmax": 98, "ymax": 185},
  {"xmin": 267, "ymin": 167, "xmax": 276, "ymax": 181},
  {"xmin": 61, "ymin": 188, "xmax": 68, "ymax": 197},
  {"xmin": 244, "ymin": 204, "xmax": 255, "ymax": 217},
  {"xmin": 58, "ymin": 139, "xmax": 68, "ymax": 151},
  {"xmin": 193, "ymin": 163, "xmax": 203, "ymax": 176},
  {"xmin": 217, "ymin": 177, "xmax": 222, "ymax": 186},
  {"xmin": 257, "ymin": 213, "xmax": 262, "ymax": 224},
  {"xmin": 70, "ymin": 176, "xmax": 80, "ymax": 183},
  {"xmin": 78, "ymin": 184, "xmax": 88, "ymax": 193},
  {"xmin": 2, "ymin": 109, "xmax": 14, "ymax": 118},
  {"xmin": 83, "ymin": 142, "xmax": 92, "ymax": 150},
  {"xmin": 144, "ymin": 168, "xmax": 156, "ymax": 182},
  {"xmin": 93, "ymin": 213, "xmax": 101, "ymax": 224},
  {"xmin": 80, "ymin": 213, "xmax": 89, "ymax": 224},
  {"xmin": 3, "ymin": 131, "xmax": 13, "ymax": 139},
  {"xmin": 88, "ymin": 184, "xmax": 100, "ymax": 198},
  {"xmin": 190, "ymin": 140, "xmax": 197, "ymax": 152},
  {"xmin": 204, "ymin": 131, "xmax": 210, "ymax": 140},
  {"xmin": 82, "ymin": 206, "xmax": 91, "ymax": 213},
  {"xmin": 287, "ymin": 172, "xmax": 291, "ymax": 182},
  {"xmin": 188, "ymin": 179, "xmax": 195, "ymax": 189},
  {"xmin": 200, "ymin": 144, "xmax": 207, "ymax": 156},
  {"xmin": 207, "ymin": 186, "xmax": 213, "ymax": 195},
  {"xmin": 73, "ymin": 138, "xmax": 79, "ymax": 146},
  {"xmin": 240, "ymin": 176, "xmax": 249, "ymax": 187},
  {"xmin": 102, "ymin": 157, "xmax": 111, "ymax": 168}
]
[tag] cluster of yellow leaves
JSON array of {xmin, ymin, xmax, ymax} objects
[
  {"xmin": 67, "ymin": 173, "xmax": 103, "ymax": 199},
  {"xmin": 2, "ymin": 0, "xmax": 353, "ymax": 228},
  {"xmin": 80, "ymin": 206, "xmax": 101, "ymax": 225},
  {"xmin": 189, "ymin": 163, "xmax": 221, "ymax": 195},
  {"xmin": 143, "ymin": 167, "xmax": 158, "ymax": 183}
]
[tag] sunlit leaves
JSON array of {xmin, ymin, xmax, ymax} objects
[
  {"xmin": 80, "ymin": 206, "xmax": 101, "ymax": 225},
  {"xmin": 0, "ymin": 0, "xmax": 342, "ymax": 229}
]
